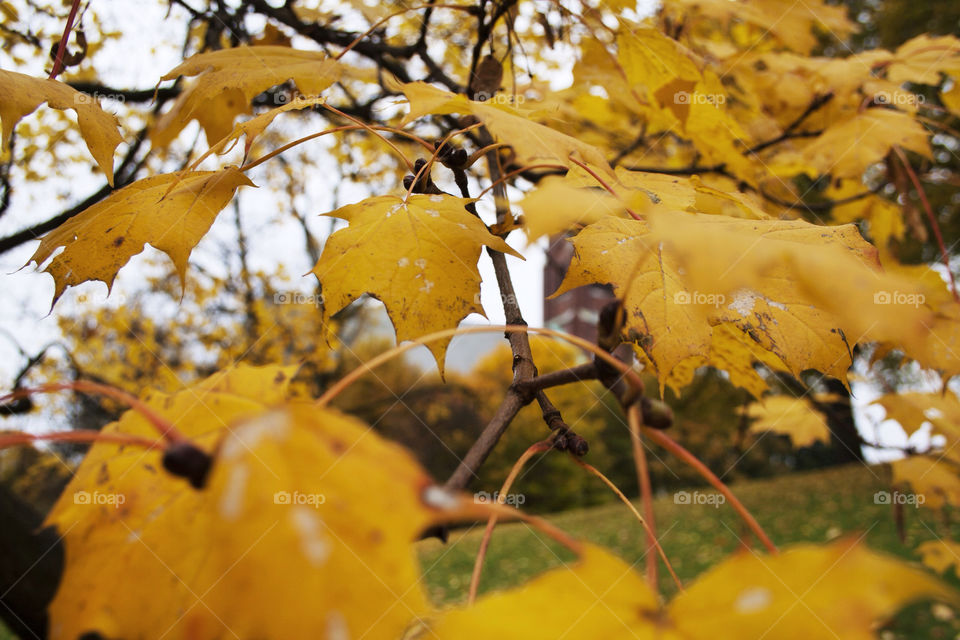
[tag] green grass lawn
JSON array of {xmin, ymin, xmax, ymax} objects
[{"xmin": 417, "ymin": 463, "xmax": 960, "ymax": 638}]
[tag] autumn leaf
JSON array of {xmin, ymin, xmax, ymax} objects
[
  {"xmin": 917, "ymin": 540, "xmax": 960, "ymax": 579},
  {"xmin": 873, "ymin": 391, "xmax": 960, "ymax": 441},
  {"xmin": 741, "ymin": 395, "xmax": 833, "ymax": 447},
  {"xmin": 828, "ymin": 182, "xmax": 905, "ymax": 247},
  {"xmin": 184, "ymin": 405, "xmax": 435, "ymax": 638},
  {"xmin": 189, "ymin": 95, "xmax": 327, "ymax": 167},
  {"xmin": 517, "ymin": 177, "xmax": 628, "ymax": 240},
  {"xmin": 553, "ymin": 216, "xmax": 713, "ymax": 392},
  {"xmin": 153, "ymin": 46, "xmax": 342, "ymax": 145},
  {"xmin": 669, "ymin": 538, "xmax": 959, "ymax": 640},
  {"xmin": 311, "ymin": 194, "xmax": 521, "ymax": 374},
  {"xmin": 703, "ymin": 322, "xmax": 791, "ymax": 398},
  {"xmin": 430, "ymin": 539, "xmax": 956, "ymax": 639},
  {"xmin": 661, "ymin": 0, "xmax": 855, "ymax": 55},
  {"xmin": 640, "ymin": 211, "xmax": 947, "ymax": 380},
  {"xmin": 885, "ymin": 34, "xmax": 960, "ymax": 85},
  {"xmin": 427, "ymin": 544, "xmax": 660, "ymax": 639},
  {"xmin": 45, "ymin": 364, "xmax": 297, "ymax": 639},
  {"xmin": 45, "ymin": 364, "xmax": 441, "ymax": 640},
  {"xmin": 554, "ymin": 212, "xmax": 879, "ymax": 391},
  {"xmin": 892, "ymin": 456, "xmax": 960, "ymax": 510},
  {"xmin": 791, "ymin": 109, "xmax": 932, "ymax": 179},
  {"xmin": 395, "ymin": 80, "xmax": 612, "ymax": 174},
  {"xmin": 618, "ymin": 26, "xmax": 701, "ymax": 93},
  {"xmin": 0, "ymin": 70, "xmax": 122, "ymax": 185},
  {"xmin": 26, "ymin": 168, "xmax": 254, "ymax": 303}
]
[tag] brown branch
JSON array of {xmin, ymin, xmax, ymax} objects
[
  {"xmin": 537, "ymin": 390, "xmax": 588, "ymax": 455},
  {"xmin": 515, "ymin": 362, "xmax": 598, "ymax": 393},
  {"xmin": 746, "ymin": 92, "xmax": 834, "ymax": 155},
  {"xmin": 0, "ymin": 125, "xmax": 151, "ymax": 256},
  {"xmin": 444, "ymin": 125, "xmax": 542, "ymax": 491},
  {"xmin": 67, "ymin": 82, "xmax": 180, "ymax": 103}
]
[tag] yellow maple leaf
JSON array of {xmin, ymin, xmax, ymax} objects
[
  {"xmin": 430, "ymin": 539, "xmax": 957, "ymax": 640},
  {"xmin": 669, "ymin": 538, "xmax": 959, "ymax": 640},
  {"xmin": 886, "ymin": 34, "xmax": 960, "ymax": 85},
  {"xmin": 395, "ymin": 81, "xmax": 612, "ymax": 174},
  {"xmin": 707, "ymin": 322, "xmax": 790, "ymax": 398},
  {"xmin": 917, "ymin": 540, "xmax": 960, "ymax": 579},
  {"xmin": 45, "ymin": 364, "xmax": 439, "ymax": 640},
  {"xmin": 618, "ymin": 26, "xmax": 701, "ymax": 93},
  {"xmin": 892, "ymin": 456, "xmax": 960, "ymax": 510},
  {"xmin": 873, "ymin": 391, "xmax": 960, "ymax": 440},
  {"xmin": 189, "ymin": 95, "xmax": 326, "ymax": 167},
  {"xmin": 0, "ymin": 70, "xmax": 122, "ymax": 185},
  {"xmin": 555, "ymin": 212, "xmax": 882, "ymax": 391},
  {"xmin": 185, "ymin": 405, "xmax": 433, "ymax": 638},
  {"xmin": 553, "ymin": 216, "xmax": 714, "ymax": 392},
  {"xmin": 741, "ymin": 395, "xmax": 832, "ymax": 447},
  {"xmin": 45, "ymin": 364, "xmax": 296, "ymax": 639},
  {"xmin": 311, "ymin": 194, "xmax": 521, "ymax": 374},
  {"xmin": 943, "ymin": 83, "xmax": 960, "ymax": 117},
  {"xmin": 153, "ymin": 46, "xmax": 342, "ymax": 145},
  {"xmin": 662, "ymin": 0, "xmax": 855, "ymax": 55},
  {"xmin": 796, "ymin": 109, "xmax": 932, "ymax": 179},
  {"xmin": 642, "ymin": 211, "xmax": 950, "ymax": 378},
  {"xmin": 828, "ymin": 181, "xmax": 905, "ymax": 247},
  {"xmin": 517, "ymin": 177, "xmax": 628, "ymax": 240},
  {"xmin": 427, "ymin": 544, "xmax": 661, "ymax": 639},
  {"xmin": 26, "ymin": 168, "xmax": 254, "ymax": 303}
]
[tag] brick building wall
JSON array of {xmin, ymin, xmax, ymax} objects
[{"xmin": 543, "ymin": 238, "xmax": 615, "ymax": 342}]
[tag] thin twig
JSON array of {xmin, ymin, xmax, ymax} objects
[
  {"xmin": 645, "ymin": 429, "xmax": 778, "ymax": 554},
  {"xmin": 468, "ymin": 440, "xmax": 552, "ymax": 604},
  {"xmin": 48, "ymin": 0, "xmax": 81, "ymax": 79},
  {"xmin": 628, "ymin": 404, "xmax": 658, "ymax": 589},
  {"xmin": 893, "ymin": 146, "xmax": 959, "ymax": 302}
]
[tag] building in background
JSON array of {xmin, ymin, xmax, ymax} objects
[{"xmin": 543, "ymin": 239, "xmax": 615, "ymax": 342}]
